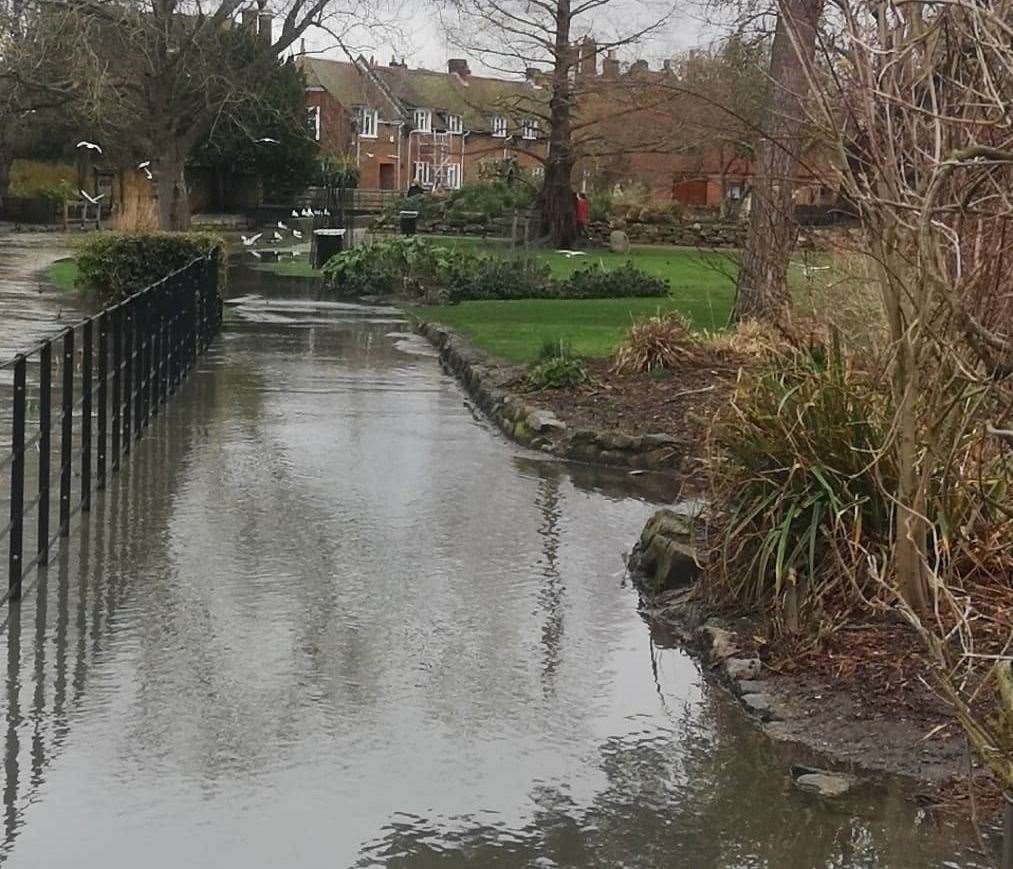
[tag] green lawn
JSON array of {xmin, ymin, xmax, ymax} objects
[
  {"xmin": 412, "ymin": 295, "xmax": 732, "ymax": 363},
  {"xmin": 45, "ymin": 258, "xmax": 79, "ymax": 291}
]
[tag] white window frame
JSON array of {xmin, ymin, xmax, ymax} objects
[
  {"xmin": 491, "ymin": 115, "xmax": 507, "ymax": 138},
  {"xmin": 445, "ymin": 163, "xmax": 462, "ymax": 189},
  {"xmin": 308, "ymin": 105, "xmax": 321, "ymax": 141},
  {"xmin": 522, "ymin": 119, "xmax": 538, "ymax": 140},
  {"xmin": 446, "ymin": 113, "xmax": 463, "ymax": 134},
  {"xmin": 413, "ymin": 108, "xmax": 432, "ymax": 133},
  {"xmin": 358, "ymin": 106, "xmax": 377, "ymax": 139},
  {"xmin": 413, "ymin": 161, "xmax": 432, "ymax": 185}
]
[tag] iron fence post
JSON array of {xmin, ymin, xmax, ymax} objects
[
  {"xmin": 38, "ymin": 342, "xmax": 51, "ymax": 562},
  {"xmin": 111, "ymin": 305, "xmax": 122, "ymax": 470},
  {"xmin": 59, "ymin": 329, "xmax": 74, "ymax": 536},
  {"xmin": 123, "ymin": 304, "xmax": 133, "ymax": 456},
  {"xmin": 9, "ymin": 355, "xmax": 26, "ymax": 600},
  {"xmin": 97, "ymin": 311, "xmax": 108, "ymax": 489},
  {"xmin": 81, "ymin": 319, "xmax": 93, "ymax": 512}
]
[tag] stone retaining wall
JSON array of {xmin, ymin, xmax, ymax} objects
[{"xmin": 416, "ymin": 321, "xmax": 684, "ymax": 471}]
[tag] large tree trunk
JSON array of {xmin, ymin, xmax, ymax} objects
[
  {"xmin": 536, "ymin": 0, "xmax": 576, "ymax": 248},
  {"xmin": 733, "ymin": 0, "xmax": 822, "ymax": 323},
  {"xmin": 152, "ymin": 142, "xmax": 191, "ymax": 231}
]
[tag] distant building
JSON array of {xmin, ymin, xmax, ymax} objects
[{"xmin": 300, "ymin": 55, "xmax": 548, "ymax": 192}]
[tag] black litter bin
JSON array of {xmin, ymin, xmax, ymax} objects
[
  {"xmin": 399, "ymin": 210, "xmax": 419, "ymax": 236},
  {"xmin": 312, "ymin": 228, "xmax": 346, "ymax": 269}
]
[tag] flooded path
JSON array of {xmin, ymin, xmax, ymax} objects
[{"xmin": 0, "ymin": 263, "xmax": 984, "ymax": 867}]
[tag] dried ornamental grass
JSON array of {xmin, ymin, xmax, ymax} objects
[{"xmin": 611, "ymin": 311, "xmax": 703, "ymax": 374}]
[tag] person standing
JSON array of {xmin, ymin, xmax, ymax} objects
[{"xmin": 575, "ymin": 191, "xmax": 590, "ymax": 245}]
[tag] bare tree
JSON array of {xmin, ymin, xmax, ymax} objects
[
  {"xmin": 66, "ymin": 0, "xmax": 393, "ymax": 229},
  {"xmin": 443, "ymin": 0, "xmax": 674, "ymax": 246},
  {"xmin": 800, "ymin": 0, "xmax": 1013, "ymax": 843},
  {"xmin": 732, "ymin": 0, "xmax": 822, "ymax": 323}
]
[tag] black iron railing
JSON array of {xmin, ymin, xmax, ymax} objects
[{"xmin": 0, "ymin": 255, "xmax": 221, "ymax": 605}]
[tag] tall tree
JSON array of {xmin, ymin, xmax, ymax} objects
[
  {"xmin": 732, "ymin": 0, "xmax": 822, "ymax": 323},
  {"xmin": 69, "ymin": 0, "xmax": 388, "ymax": 229},
  {"xmin": 444, "ymin": 1, "xmax": 673, "ymax": 247}
]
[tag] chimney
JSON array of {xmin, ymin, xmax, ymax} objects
[
  {"xmin": 241, "ymin": 8, "xmax": 257, "ymax": 33},
  {"xmin": 257, "ymin": 11, "xmax": 272, "ymax": 46},
  {"xmin": 448, "ymin": 58, "xmax": 471, "ymax": 77},
  {"xmin": 603, "ymin": 49, "xmax": 619, "ymax": 78}
]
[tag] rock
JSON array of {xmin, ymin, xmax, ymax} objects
[
  {"xmin": 724, "ymin": 657, "xmax": 763, "ymax": 681},
  {"xmin": 735, "ymin": 679, "xmax": 771, "ymax": 695},
  {"xmin": 793, "ymin": 771, "xmax": 855, "ymax": 798},
  {"xmin": 597, "ymin": 431, "xmax": 638, "ymax": 451},
  {"xmin": 630, "ymin": 509, "xmax": 700, "ymax": 592},
  {"xmin": 741, "ymin": 692, "xmax": 776, "ymax": 719},
  {"xmin": 609, "ymin": 229, "xmax": 631, "ymax": 253},
  {"xmin": 526, "ymin": 409, "xmax": 566, "ymax": 434},
  {"xmin": 641, "ymin": 432, "xmax": 679, "ymax": 448},
  {"xmin": 700, "ymin": 624, "xmax": 738, "ymax": 661}
]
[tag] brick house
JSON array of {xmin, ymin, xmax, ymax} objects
[{"xmin": 301, "ymin": 55, "xmax": 548, "ymax": 193}]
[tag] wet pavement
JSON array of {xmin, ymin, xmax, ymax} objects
[{"xmin": 0, "ymin": 259, "xmax": 988, "ymax": 867}]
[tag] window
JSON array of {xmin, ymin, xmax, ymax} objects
[
  {"xmin": 413, "ymin": 108, "xmax": 432, "ymax": 132},
  {"xmin": 522, "ymin": 119, "xmax": 538, "ymax": 140},
  {"xmin": 358, "ymin": 107, "xmax": 377, "ymax": 138},
  {"xmin": 413, "ymin": 161, "xmax": 432, "ymax": 185},
  {"xmin": 491, "ymin": 115, "xmax": 507, "ymax": 138},
  {"xmin": 446, "ymin": 113, "xmax": 463, "ymax": 134},
  {"xmin": 445, "ymin": 163, "xmax": 461, "ymax": 189},
  {"xmin": 727, "ymin": 184, "xmax": 742, "ymax": 201},
  {"xmin": 307, "ymin": 105, "xmax": 321, "ymax": 141}
]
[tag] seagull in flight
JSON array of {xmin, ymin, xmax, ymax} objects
[
  {"xmin": 241, "ymin": 233, "xmax": 262, "ymax": 246},
  {"xmin": 76, "ymin": 141, "xmax": 102, "ymax": 154},
  {"xmin": 301, "ymin": 207, "xmax": 313, "ymax": 217},
  {"xmin": 255, "ymin": 137, "xmax": 279, "ymax": 144},
  {"xmin": 138, "ymin": 161, "xmax": 153, "ymax": 180},
  {"xmin": 291, "ymin": 210, "xmax": 299, "ymax": 217},
  {"xmin": 249, "ymin": 249, "xmax": 262, "ymax": 259},
  {"xmin": 277, "ymin": 220, "xmax": 287, "ymax": 230},
  {"xmin": 272, "ymin": 231, "xmax": 283, "ymax": 241},
  {"xmin": 80, "ymin": 190, "xmax": 104, "ymax": 205},
  {"xmin": 292, "ymin": 229, "xmax": 302, "ymax": 239}
]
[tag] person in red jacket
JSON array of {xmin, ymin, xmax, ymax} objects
[{"xmin": 574, "ymin": 192, "xmax": 590, "ymax": 245}]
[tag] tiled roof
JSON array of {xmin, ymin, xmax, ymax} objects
[{"xmin": 301, "ymin": 57, "xmax": 547, "ymax": 134}]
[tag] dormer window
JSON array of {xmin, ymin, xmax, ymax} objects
[
  {"xmin": 413, "ymin": 108, "xmax": 432, "ymax": 132},
  {"xmin": 522, "ymin": 119, "xmax": 538, "ymax": 140},
  {"xmin": 492, "ymin": 115, "xmax": 507, "ymax": 138},
  {"xmin": 358, "ymin": 107, "xmax": 377, "ymax": 138},
  {"xmin": 447, "ymin": 113, "xmax": 463, "ymax": 134}
]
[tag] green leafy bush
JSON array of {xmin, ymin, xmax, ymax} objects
[
  {"xmin": 528, "ymin": 356, "xmax": 587, "ymax": 390},
  {"xmin": 559, "ymin": 261, "xmax": 669, "ymax": 299},
  {"xmin": 445, "ymin": 255, "xmax": 552, "ymax": 302},
  {"xmin": 322, "ymin": 236, "xmax": 465, "ymax": 299},
  {"xmin": 537, "ymin": 337, "xmax": 573, "ymax": 362},
  {"xmin": 76, "ymin": 232, "xmax": 225, "ymax": 299},
  {"xmin": 589, "ymin": 191, "xmax": 613, "ymax": 223}
]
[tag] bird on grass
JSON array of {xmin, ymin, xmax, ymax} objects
[
  {"xmin": 556, "ymin": 250, "xmax": 586, "ymax": 258},
  {"xmin": 76, "ymin": 141, "xmax": 102, "ymax": 154},
  {"xmin": 241, "ymin": 233, "xmax": 262, "ymax": 246}
]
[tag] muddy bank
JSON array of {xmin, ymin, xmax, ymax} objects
[
  {"xmin": 629, "ymin": 506, "xmax": 1006, "ymax": 834},
  {"xmin": 414, "ymin": 319, "xmax": 732, "ymax": 477}
]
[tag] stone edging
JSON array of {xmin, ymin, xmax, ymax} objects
[{"xmin": 414, "ymin": 319, "xmax": 684, "ymax": 471}]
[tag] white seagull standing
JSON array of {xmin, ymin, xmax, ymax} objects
[
  {"xmin": 301, "ymin": 207, "xmax": 313, "ymax": 217},
  {"xmin": 556, "ymin": 250, "xmax": 587, "ymax": 258},
  {"xmin": 291, "ymin": 210, "xmax": 299, "ymax": 217},
  {"xmin": 76, "ymin": 141, "xmax": 102, "ymax": 154}
]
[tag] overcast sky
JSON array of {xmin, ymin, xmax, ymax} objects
[{"xmin": 303, "ymin": 0, "xmax": 718, "ymax": 77}]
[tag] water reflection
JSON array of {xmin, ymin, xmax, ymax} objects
[{"xmin": 0, "ymin": 275, "xmax": 983, "ymax": 868}]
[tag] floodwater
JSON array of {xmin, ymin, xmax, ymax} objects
[{"xmin": 0, "ymin": 264, "xmax": 986, "ymax": 867}]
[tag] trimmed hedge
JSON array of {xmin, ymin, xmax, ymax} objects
[{"xmin": 76, "ymin": 232, "xmax": 225, "ymax": 299}]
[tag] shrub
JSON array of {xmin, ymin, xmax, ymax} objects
[
  {"xmin": 709, "ymin": 338, "xmax": 897, "ymax": 622},
  {"xmin": 612, "ymin": 311, "xmax": 701, "ymax": 373},
  {"xmin": 76, "ymin": 232, "xmax": 225, "ymax": 299},
  {"xmin": 445, "ymin": 255, "xmax": 552, "ymax": 302},
  {"xmin": 559, "ymin": 261, "xmax": 669, "ymax": 299},
  {"xmin": 528, "ymin": 356, "xmax": 587, "ymax": 390},
  {"xmin": 588, "ymin": 191, "xmax": 613, "ymax": 223},
  {"xmin": 536, "ymin": 337, "xmax": 573, "ymax": 362}
]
